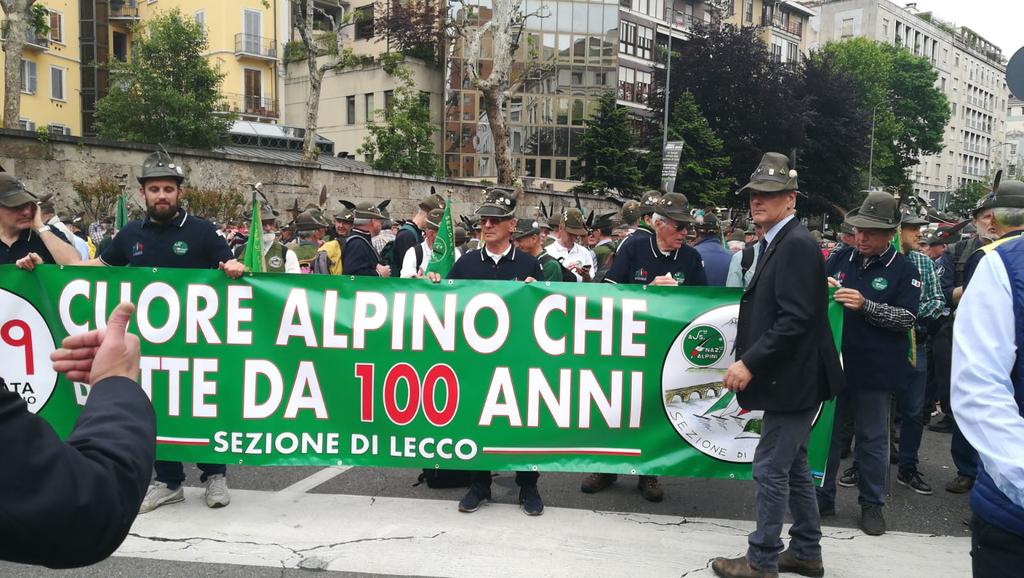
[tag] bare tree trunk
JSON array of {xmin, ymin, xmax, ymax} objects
[
  {"xmin": 480, "ymin": 85, "xmax": 513, "ymax": 186},
  {"xmin": 1, "ymin": 0, "xmax": 35, "ymax": 129},
  {"xmin": 302, "ymin": 59, "xmax": 324, "ymax": 161}
]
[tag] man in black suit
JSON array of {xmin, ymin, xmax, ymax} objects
[
  {"xmin": 713, "ymin": 153, "xmax": 844, "ymax": 578},
  {"xmin": 0, "ymin": 303, "xmax": 155, "ymax": 568}
]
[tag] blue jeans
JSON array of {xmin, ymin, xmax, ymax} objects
[
  {"xmin": 951, "ymin": 417, "xmax": 978, "ymax": 479},
  {"xmin": 154, "ymin": 461, "xmax": 227, "ymax": 490},
  {"xmin": 896, "ymin": 345, "xmax": 927, "ymax": 474},
  {"xmin": 747, "ymin": 407, "xmax": 822, "ymax": 572},
  {"xmin": 818, "ymin": 387, "xmax": 890, "ymax": 507}
]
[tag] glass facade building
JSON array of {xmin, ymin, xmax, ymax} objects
[{"xmin": 445, "ymin": 0, "xmax": 620, "ymax": 181}]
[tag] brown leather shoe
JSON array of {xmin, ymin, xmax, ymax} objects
[
  {"xmin": 638, "ymin": 475, "xmax": 664, "ymax": 502},
  {"xmin": 778, "ymin": 550, "xmax": 824, "ymax": 577},
  {"xmin": 711, "ymin": 556, "xmax": 779, "ymax": 578},
  {"xmin": 580, "ymin": 473, "xmax": 617, "ymax": 493}
]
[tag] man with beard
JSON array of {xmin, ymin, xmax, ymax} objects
[{"xmin": 72, "ymin": 151, "xmax": 245, "ymax": 513}]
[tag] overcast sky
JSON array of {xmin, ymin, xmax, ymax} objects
[{"xmin": 907, "ymin": 0, "xmax": 1023, "ymax": 58}]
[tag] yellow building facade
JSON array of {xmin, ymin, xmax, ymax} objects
[
  {"xmin": 0, "ymin": 0, "xmax": 84, "ymax": 135},
  {"xmin": 2, "ymin": 0, "xmax": 284, "ymax": 137}
]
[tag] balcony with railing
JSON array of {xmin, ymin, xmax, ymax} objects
[
  {"xmin": 218, "ymin": 93, "xmax": 279, "ymax": 120},
  {"xmin": 109, "ymin": 0, "xmax": 140, "ymax": 19},
  {"xmin": 234, "ymin": 33, "xmax": 278, "ymax": 60},
  {"xmin": 1, "ymin": 28, "xmax": 49, "ymax": 51}
]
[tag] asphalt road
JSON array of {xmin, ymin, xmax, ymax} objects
[{"xmin": 0, "ymin": 422, "xmax": 971, "ymax": 577}]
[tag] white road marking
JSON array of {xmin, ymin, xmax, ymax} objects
[
  {"xmin": 120, "ymin": 488, "xmax": 970, "ymax": 577},
  {"xmin": 275, "ymin": 466, "xmax": 352, "ymax": 496}
]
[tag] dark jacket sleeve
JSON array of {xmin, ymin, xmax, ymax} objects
[
  {"xmin": 392, "ymin": 228, "xmax": 419, "ymax": 269},
  {"xmin": 603, "ymin": 241, "xmax": 631, "ymax": 284},
  {"xmin": 685, "ymin": 248, "xmax": 707, "ymax": 286},
  {"xmin": 0, "ymin": 377, "xmax": 156, "ymax": 568},
  {"xmin": 341, "ymin": 239, "xmax": 380, "ymax": 277},
  {"xmin": 740, "ymin": 233, "xmax": 823, "ymax": 375}
]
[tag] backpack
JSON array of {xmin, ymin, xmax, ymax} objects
[
  {"xmin": 415, "ymin": 468, "xmax": 473, "ymax": 489},
  {"xmin": 382, "ymin": 223, "xmax": 422, "ymax": 271},
  {"xmin": 740, "ymin": 244, "xmax": 756, "ymax": 278}
]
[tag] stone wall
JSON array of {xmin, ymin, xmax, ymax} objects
[{"xmin": 0, "ymin": 129, "xmax": 617, "ymax": 224}]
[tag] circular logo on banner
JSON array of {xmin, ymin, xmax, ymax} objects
[
  {"xmin": 681, "ymin": 324, "xmax": 726, "ymax": 367},
  {"xmin": 662, "ymin": 304, "xmax": 762, "ymax": 464},
  {"xmin": 871, "ymin": 277, "xmax": 888, "ymax": 291},
  {"xmin": 268, "ymin": 255, "xmax": 283, "ymax": 269},
  {"xmin": 172, "ymin": 241, "xmax": 189, "ymax": 256},
  {"xmin": 0, "ymin": 288, "xmax": 58, "ymax": 414},
  {"xmin": 431, "ymin": 238, "xmax": 450, "ymax": 263}
]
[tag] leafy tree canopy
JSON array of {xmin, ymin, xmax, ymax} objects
[
  {"xmin": 663, "ymin": 91, "xmax": 731, "ymax": 207},
  {"xmin": 574, "ymin": 92, "xmax": 643, "ymax": 196},
  {"xmin": 946, "ymin": 180, "xmax": 988, "ymax": 218}
]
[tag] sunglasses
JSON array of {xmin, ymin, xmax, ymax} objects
[
  {"xmin": 480, "ymin": 216, "xmax": 512, "ymax": 226},
  {"xmin": 661, "ymin": 220, "xmax": 688, "ymax": 232}
]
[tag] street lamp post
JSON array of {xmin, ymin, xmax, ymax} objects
[
  {"xmin": 867, "ymin": 102, "xmax": 882, "ymax": 191},
  {"xmin": 662, "ymin": 24, "xmax": 673, "ymax": 154}
]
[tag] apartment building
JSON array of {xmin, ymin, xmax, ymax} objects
[
  {"xmin": 1, "ymin": 0, "xmax": 83, "ymax": 135},
  {"xmin": 1003, "ymin": 97, "xmax": 1024, "ymax": 180},
  {"xmin": 810, "ymin": 0, "xmax": 1009, "ymax": 209},
  {"xmin": 722, "ymin": 0, "xmax": 815, "ymax": 64}
]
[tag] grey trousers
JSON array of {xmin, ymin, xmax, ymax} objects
[{"xmin": 747, "ymin": 406, "xmax": 823, "ymax": 572}]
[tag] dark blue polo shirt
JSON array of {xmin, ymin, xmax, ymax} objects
[
  {"xmin": 826, "ymin": 244, "xmax": 921, "ymax": 390},
  {"xmin": 604, "ymin": 234, "xmax": 706, "ymax": 286},
  {"xmin": 99, "ymin": 211, "xmax": 232, "ymax": 269},
  {"xmin": 0, "ymin": 227, "xmax": 71, "ymax": 265},
  {"xmin": 342, "ymin": 229, "xmax": 381, "ymax": 276},
  {"xmin": 448, "ymin": 244, "xmax": 543, "ymax": 281}
]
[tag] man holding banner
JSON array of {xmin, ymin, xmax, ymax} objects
[
  {"xmin": 429, "ymin": 188, "xmax": 545, "ymax": 515},
  {"xmin": 714, "ymin": 153, "xmax": 844, "ymax": 578},
  {"xmin": 72, "ymin": 150, "xmax": 245, "ymax": 513}
]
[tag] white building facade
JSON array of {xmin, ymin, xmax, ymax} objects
[{"xmin": 811, "ymin": 0, "xmax": 1008, "ymax": 210}]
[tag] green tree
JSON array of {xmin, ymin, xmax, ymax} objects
[
  {"xmin": 358, "ymin": 55, "xmax": 441, "ymax": 176},
  {"xmin": 94, "ymin": 9, "xmax": 233, "ymax": 148},
  {"xmin": 662, "ymin": 92, "xmax": 731, "ymax": 207},
  {"xmin": 819, "ymin": 38, "xmax": 949, "ymax": 191},
  {"xmin": 946, "ymin": 180, "xmax": 989, "ymax": 218},
  {"xmin": 574, "ymin": 92, "xmax": 643, "ymax": 196}
]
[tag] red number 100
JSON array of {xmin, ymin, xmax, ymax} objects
[{"xmin": 1, "ymin": 320, "xmax": 34, "ymax": 375}]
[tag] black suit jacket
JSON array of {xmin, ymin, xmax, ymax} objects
[
  {"xmin": 735, "ymin": 218, "xmax": 845, "ymax": 412},
  {"xmin": 0, "ymin": 377, "xmax": 156, "ymax": 568}
]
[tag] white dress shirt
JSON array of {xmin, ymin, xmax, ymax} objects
[
  {"xmin": 952, "ymin": 249, "xmax": 1024, "ymax": 509},
  {"xmin": 545, "ymin": 241, "xmax": 596, "ymax": 281}
]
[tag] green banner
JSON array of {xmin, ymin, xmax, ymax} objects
[{"xmin": 0, "ymin": 265, "xmax": 841, "ymax": 481}]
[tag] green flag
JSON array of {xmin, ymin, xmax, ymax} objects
[
  {"xmin": 242, "ymin": 192, "xmax": 263, "ymax": 273},
  {"xmin": 424, "ymin": 200, "xmax": 455, "ymax": 277},
  {"xmin": 115, "ymin": 193, "xmax": 128, "ymax": 230}
]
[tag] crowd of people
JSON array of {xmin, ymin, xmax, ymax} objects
[{"xmin": 1, "ymin": 149, "xmax": 1021, "ymax": 577}]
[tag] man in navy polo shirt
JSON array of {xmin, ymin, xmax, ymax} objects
[
  {"xmin": 2, "ymin": 173, "xmax": 81, "ymax": 268},
  {"xmin": 77, "ymin": 151, "xmax": 245, "ymax": 514},
  {"xmin": 818, "ymin": 191, "xmax": 922, "ymax": 536},
  {"xmin": 604, "ymin": 192, "xmax": 706, "ymax": 287},
  {"xmin": 428, "ymin": 188, "xmax": 544, "ymax": 515}
]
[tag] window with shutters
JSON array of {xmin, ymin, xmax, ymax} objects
[
  {"xmin": 50, "ymin": 66, "xmax": 66, "ymax": 101},
  {"xmin": 21, "ymin": 60, "xmax": 37, "ymax": 94},
  {"xmin": 49, "ymin": 10, "xmax": 63, "ymax": 43}
]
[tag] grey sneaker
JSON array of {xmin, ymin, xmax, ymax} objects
[
  {"xmin": 204, "ymin": 474, "xmax": 231, "ymax": 508},
  {"xmin": 859, "ymin": 504, "xmax": 886, "ymax": 536},
  {"xmin": 838, "ymin": 466, "xmax": 859, "ymax": 488},
  {"xmin": 140, "ymin": 481, "xmax": 185, "ymax": 514}
]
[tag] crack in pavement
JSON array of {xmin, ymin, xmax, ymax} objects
[
  {"xmin": 591, "ymin": 511, "xmax": 749, "ymax": 535},
  {"xmin": 679, "ymin": 556, "xmax": 718, "ymax": 577},
  {"xmin": 293, "ymin": 531, "xmax": 446, "ymax": 555}
]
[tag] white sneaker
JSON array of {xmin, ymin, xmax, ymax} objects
[
  {"xmin": 204, "ymin": 474, "xmax": 231, "ymax": 508},
  {"xmin": 140, "ymin": 481, "xmax": 185, "ymax": 514}
]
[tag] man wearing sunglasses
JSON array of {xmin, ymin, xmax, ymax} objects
[{"xmin": 427, "ymin": 188, "xmax": 545, "ymax": 516}]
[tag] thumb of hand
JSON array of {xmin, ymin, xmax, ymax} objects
[{"xmin": 104, "ymin": 302, "xmax": 135, "ymax": 348}]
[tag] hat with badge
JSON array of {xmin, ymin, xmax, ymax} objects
[
  {"xmin": 738, "ymin": 152, "xmax": 798, "ymax": 195},
  {"xmin": 475, "ymin": 188, "xmax": 516, "ymax": 218},
  {"xmin": 620, "ymin": 200, "xmax": 643, "ymax": 225},
  {"xmin": 639, "ymin": 190, "xmax": 662, "ymax": 215},
  {"xmin": 138, "ymin": 150, "xmax": 186, "ymax": 184},
  {"xmin": 245, "ymin": 198, "xmax": 279, "ymax": 223},
  {"xmin": 654, "ymin": 192, "xmax": 695, "ymax": 223},
  {"xmin": 425, "ymin": 208, "xmax": 445, "ymax": 231},
  {"xmin": 335, "ymin": 200, "xmax": 356, "ymax": 222},
  {"xmin": 844, "ymin": 191, "xmax": 901, "ymax": 230},
  {"xmin": 900, "ymin": 204, "xmax": 929, "ymax": 227},
  {"xmin": 419, "ymin": 189, "xmax": 447, "ymax": 213},
  {"xmin": 0, "ymin": 173, "xmax": 37, "ymax": 208},
  {"xmin": 455, "ymin": 225, "xmax": 468, "ymax": 245},
  {"xmin": 293, "ymin": 207, "xmax": 329, "ymax": 231},
  {"xmin": 560, "ymin": 208, "xmax": 588, "ymax": 236},
  {"xmin": 985, "ymin": 180, "xmax": 1024, "ymax": 210},
  {"xmin": 696, "ymin": 213, "xmax": 721, "ymax": 232},
  {"xmin": 513, "ymin": 219, "xmax": 541, "ymax": 240},
  {"xmin": 839, "ymin": 219, "xmax": 855, "ymax": 235},
  {"xmin": 920, "ymin": 230, "xmax": 946, "ymax": 246},
  {"xmin": 352, "ymin": 200, "xmax": 389, "ymax": 220}
]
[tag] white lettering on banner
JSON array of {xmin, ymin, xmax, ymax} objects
[
  {"xmin": 620, "ymin": 299, "xmax": 647, "ymax": 357},
  {"xmin": 226, "ymin": 285, "xmax": 253, "ymax": 345},
  {"xmin": 574, "ymin": 296, "xmax": 615, "ymax": 356},
  {"xmin": 243, "ymin": 359, "xmax": 283, "ymax": 419},
  {"xmin": 162, "ymin": 356, "xmax": 189, "ymax": 417},
  {"xmin": 284, "ymin": 361, "xmax": 328, "ymax": 419},
  {"xmin": 352, "ymin": 291, "xmax": 388, "ymax": 349},
  {"xmin": 527, "ymin": 367, "xmax": 571, "ymax": 428},
  {"xmin": 58, "ymin": 278, "xmax": 90, "ymax": 334},
  {"xmin": 628, "ymin": 371, "xmax": 643, "ymax": 428},
  {"xmin": 391, "ymin": 293, "xmax": 407, "ymax": 350},
  {"xmin": 462, "ymin": 293, "xmax": 510, "ymax": 353},
  {"xmin": 186, "ymin": 285, "xmax": 221, "ymax": 344},
  {"xmin": 212, "ymin": 431, "xmax": 341, "ymax": 455},
  {"xmin": 479, "ymin": 367, "xmax": 522, "ymax": 426},
  {"xmin": 533, "ymin": 294, "xmax": 567, "ymax": 355},
  {"xmin": 322, "ymin": 290, "xmax": 349, "ymax": 348},
  {"xmin": 139, "ymin": 356, "xmax": 159, "ymax": 398},
  {"xmin": 192, "ymin": 358, "xmax": 219, "ymax": 418},
  {"xmin": 579, "ymin": 369, "xmax": 622, "ymax": 428},
  {"xmin": 276, "ymin": 289, "xmax": 317, "ymax": 347},
  {"xmin": 411, "ymin": 293, "xmax": 457, "ymax": 351},
  {"xmin": 136, "ymin": 282, "xmax": 180, "ymax": 344}
]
